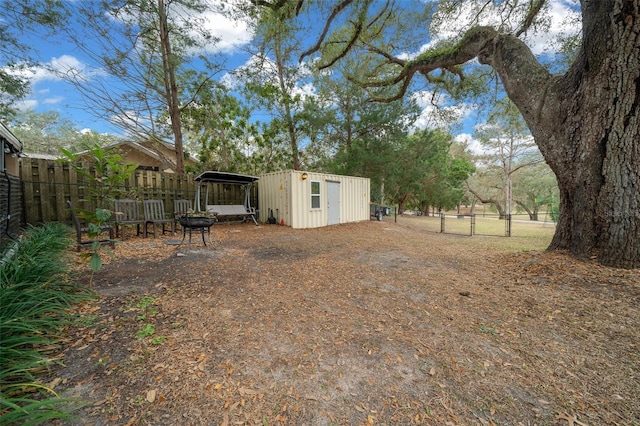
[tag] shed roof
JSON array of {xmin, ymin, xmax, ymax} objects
[{"xmin": 194, "ymin": 171, "xmax": 259, "ymax": 184}]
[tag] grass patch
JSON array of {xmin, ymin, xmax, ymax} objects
[
  {"xmin": 395, "ymin": 215, "xmax": 555, "ymax": 252},
  {"xmin": 0, "ymin": 223, "xmax": 96, "ymax": 424}
]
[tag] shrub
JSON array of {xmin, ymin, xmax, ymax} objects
[{"xmin": 0, "ymin": 223, "xmax": 96, "ymax": 424}]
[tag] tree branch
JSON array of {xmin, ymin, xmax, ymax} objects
[
  {"xmin": 355, "ymin": 26, "xmax": 497, "ymax": 102},
  {"xmin": 316, "ymin": 19, "xmax": 363, "ymax": 70},
  {"xmin": 251, "ymin": 0, "xmax": 290, "ymax": 10},
  {"xmin": 465, "ymin": 182, "xmax": 505, "ymax": 215},
  {"xmin": 299, "ymin": 0, "xmax": 355, "ymax": 61},
  {"xmin": 515, "ymin": 0, "xmax": 547, "ymax": 37}
]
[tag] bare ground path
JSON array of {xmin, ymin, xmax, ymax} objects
[{"xmin": 50, "ymin": 217, "xmax": 639, "ymax": 425}]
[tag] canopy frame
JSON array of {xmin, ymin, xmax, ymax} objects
[{"xmin": 193, "ymin": 171, "xmax": 259, "ymax": 224}]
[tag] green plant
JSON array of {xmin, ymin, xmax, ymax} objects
[
  {"xmin": 136, "ymin": 296, "xmax": 156, "ymax": 309},
  {"xmin": 134, "ymin": 296, "xmax": 158, "ymax": 321},
  {"xmin": 151, "ymin": 336, "xmax": 167, "ymax": 345},
  {"xmin": 60, "ymin": 142, "xmax": 137, "ymax": 272},
  {"xmin": 0, "ymin": 223, "xmax": 96, "ymax": 424},
  {"xmin": 136, "ymin": 323, "xmax": 156, "ymax": 339},
  {"xmin": 480, "ymin": 325, "xmax": 497, "ymax": 335},
  {"xmin": 80, "ymin": 207, "xmax": 114, "ymax": 273}
]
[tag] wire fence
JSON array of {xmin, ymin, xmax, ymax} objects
[{"xmin": 438, "ymin": 214, "xmax": 554, "ymax": 237}]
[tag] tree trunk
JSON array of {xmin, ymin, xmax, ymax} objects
[
  {"xmin": 515, "ymin": 200, "xmax": 538, "ymax": 221},
  {"xmin": 477, "ymin": 1, "xmax": 640, "ymax": 268},
  {"xmin": 397, "ymin": 194, "xmax": 409, "ymax": 214},
  {"xmin": 158, "ymin": 0, "xmax": 185, "ymax": 174},
  {"xmin": 274, "ymin": 30, "xmax": 300, "ymax": 170}
]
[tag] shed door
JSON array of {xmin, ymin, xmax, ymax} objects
[{"xmin": 327, "ymin": 181, "xmax": 340, "ymax": 225}]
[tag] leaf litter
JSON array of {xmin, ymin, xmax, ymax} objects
[{"xmin": 47, "ymin": 218, "xmax": 639, "ymax": 425}]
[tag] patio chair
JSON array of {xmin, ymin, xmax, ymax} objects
[
  {"xmin": 67, "ymin": 200, "xmax": 115, "ymax": 252},
  {"xmin": 143, "ymin": 199, "xmax": 175, "ymax": 238},
  {"xmin": 114, "ymin": 199, "xmax": 146, "ymax": 240},
  {"xmin": 174, "ymin": 199, "xmax": 192, "ymax": 229}
]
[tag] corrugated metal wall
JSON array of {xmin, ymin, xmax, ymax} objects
[
  {"xmin": 258, "ymin": 170, "xmax": 370, "ymax": 229},
  {"xmin": 258, "ymin": 170, "xmax": 290, "ymax": 225}
]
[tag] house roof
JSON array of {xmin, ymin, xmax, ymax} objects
[
  {"xmin": 194, "ymin": 171, "xmax": 259, "ymax": 184},
  {"xmin": 105, "ymin": 140, "xmax": 164, "ymax": 162},
  {"xmin": 0, "ymin": 122, "xmax": 22, "ymax": 152},
  {"xmin": 75, "ymin": 139, "xmax": 197, "ymax": 173},
  {"xmin": 22, "ymin": 152, "xmax": 62, "ymax": 160}
]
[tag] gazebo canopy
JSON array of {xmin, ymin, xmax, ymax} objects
[{"xmin": 194, "ymin": 171, "xmax": 259, "ymax": 185}]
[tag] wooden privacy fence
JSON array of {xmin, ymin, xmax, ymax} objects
[{"xmin": 19, "ymin": 158, "xmax": 257, "ymax": 226}]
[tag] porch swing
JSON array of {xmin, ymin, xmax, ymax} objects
[{"xmin": 193, "ymin": 171, "xmax": 259, "ymax": 225}]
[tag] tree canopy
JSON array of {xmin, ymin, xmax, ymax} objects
[
  {"xmin": 263, "ymin": 0, "xmax": 639, "ymax": 268},
  {"xmin": 0, "ymin": 1, "xmax": 68, "ymax": 118}
]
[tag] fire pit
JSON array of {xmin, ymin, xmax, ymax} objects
[
  {"xmin": 178, "ymin": 214, "xmax": 217, "ymax": 246},
  {"xmin": 179, "ymin": 216, "xmax": 216, "ymax": 228}
]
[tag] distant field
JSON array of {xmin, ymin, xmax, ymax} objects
[{"xmin": 388, "ymin": 213, "xmax": 556, "ymax": 253}]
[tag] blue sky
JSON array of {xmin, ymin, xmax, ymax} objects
[
  {"xmin": 14, "ymin": 0, "xmax": 580, "ymax": 154},
  {"xmin": 15, "ymin": 3, "xmax": 253, "ymax": 135}
]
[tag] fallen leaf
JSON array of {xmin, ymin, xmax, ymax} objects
[
  {"xmin": 48, "ymin": 377, "xmax": 62, "ymax": 389},
  {"xmin": 239, "ymin": 387, "xmax": 259, "ymax": 395},
  {"xmin": 146, "ymin": 389, "xmax": 156, "ymax": 403}
]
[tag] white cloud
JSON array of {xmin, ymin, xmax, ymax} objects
[
  {"xmin": 109, "ymin": 110, "xmax": 153, "ymax": 136},
  {"xmin": 455, "ymin": 133, "xmax": 484, "ymax": 155},
  {"xmin": 9, "ymin": 55, "xmax": 106, "ymax": 86},
  {"xmin": 42, "ymin": 96, "xmax": 64, "ymax": 105},
  {"xmin": 525, "ymin": 0, "xmax": 581, "ymax": 55},
  {"xmin": 407, "ymin": 0, "xmax": 580, "ymax": 59},
  {"xmin": 223, "ymin": 54, "xmax": 315, "ymax": 102},
  {"xmin": 199, "ymin": 9, "xmax": 253, "ymax": 54},
  {"xmin": 110, "ymin": 1, "xmax": 253, "ymax": 56},
  {"xmin": 221, "ymin": 54, "xmax": 270, "ymax": 89},
  {"xmin": 15, "ymin": 99, "xmax": 39, "ymax": 110},
  {"xmin": 411, "ymin": 90, "xmax": 475, "ymax": 131},
  {"xmin": 49, "ymin": 55, "xmax": 107, "ymax": 82},
  {"xmin": 293, "ymin": 82, "xmax": 316, "ymax": 99}
]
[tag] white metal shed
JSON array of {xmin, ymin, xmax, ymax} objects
[{"xmin": 258, "ymin": 170, "xmax": 370, "ymax": 229}]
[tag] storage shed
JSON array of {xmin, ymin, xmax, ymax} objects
[{"xmin": 258, "ymin": 170, "xmax": 370, "ymax": 229}]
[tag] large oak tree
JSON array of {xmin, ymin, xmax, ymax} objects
[{"xmin": 258, "ymin": 0, "xmax": 640, "ymax": 268}]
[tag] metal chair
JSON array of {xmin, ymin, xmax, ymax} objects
[
  {"xmin": 67, "ymin": 200, "xmax": 115, "ymax": 252},
  {"xmin": 143, "ymin": 200, "xmax": 175, "ymax": 238},
  {"xmin": 114, "ymin": 199, "xmax": 145, "ymax": 239}
]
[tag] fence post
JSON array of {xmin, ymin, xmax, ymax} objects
[{"xmin": 471, "ymin": 214, "xmax": 476, "ymax": 236}]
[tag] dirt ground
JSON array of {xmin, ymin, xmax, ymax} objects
[{"xmin": 49, "ymin": 216, "xmax": 639, "ymax": 426}]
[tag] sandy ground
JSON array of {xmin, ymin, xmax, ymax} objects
[{"xmin": 49, "ymin": 217, "xmax": 639, "ymax": 425}]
